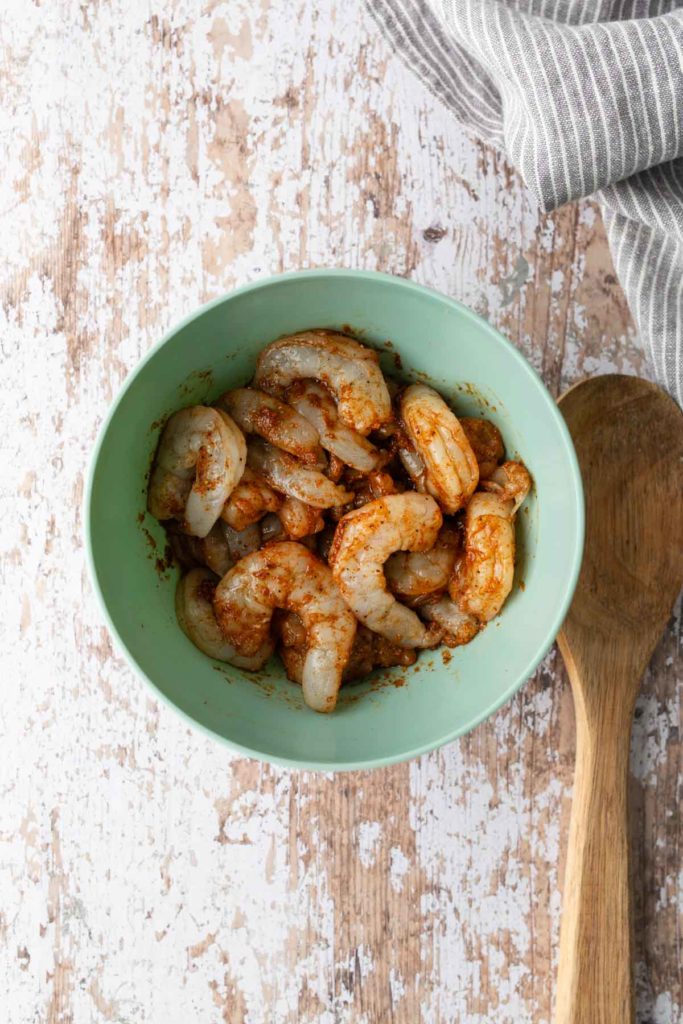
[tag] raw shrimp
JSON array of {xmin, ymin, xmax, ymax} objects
[
  {"xmin": 221, "ymin": 467, "xmax": 281, "ymax": 531},
  {"xmin": 385, "ymin": 525, "xmax": 460, "ymax": 600},
  {"xmin": 338, "ymin": 625, "xmax": 375, "ymax": 683},
  {"xmin": 419, "ymin": 596, "xmax": 479, "ymax": 648},
  {"xmin": 199, "ymin": 522, "xmax": 234, "ymax": 576},
  {"xmin": 167, "ymin": 522, "xmax": 234, "ymax": 576},
  {"xmin": 218, "ymin": 388, "xmax": 324, "ymax": 466},
  {"xmin": 273, "ymin": 609, "xmax": 307, "ymax": 649},
  {"xmin": 346, "ymin": 468, "xmax": 400, "ymax": 510},
  {"xmin": 400, "ymin": 384, "xmax": 479, "ymax": 514},
  {"xmin": 481, "ymin": 460, "xmax": 531, "ymax": 513},
  {"xmin": 254, "ymin": 330, "xmax": 392, "ymax": 435},
  {"xmin": 449, "ymin": 490, "xmax": 520, "ymax": 623},
  {"xmin": 298, "ymin": 534, "xmax": 319, "ymax": 551},
  {"xmin": 166, "ymin": 525, "xmax": 204, "ymax": 571},
  {"xmin": 260, "ymin": 512, "xmax": 286, "ymax": 543},
  {"xmin": 286, "ymin": 380, "xmax": 383, "ymax": 472},
  {"xmin": 316, "ymin": 524, "xmax": 337, "ymax": 562},
  {"xmin": 147, "ymin": 472, "xmax": 193, "ymax": 525},
  {"xmin": 327, "ymin": 453, "xmax": 345, "ymax": 482},
  {"xmin": 446, "ymin": 460, "xmax": 530, "ymax": 623},
  {"xmin": 222, "ymin": 521, "xmax": 262, "ymax": 562},
  {"xmin": 372, "ymin": 634, "xmax": 419, "ymax": 669},
  {"xmin": 373, "ymin": 420, "xmax": 399, "ymax": 443},
  {"xmin": 343, "ymin": 626, "xmax": 418, "ymax": 678},
  {"xmin": 247, "ymin": 438, "xmax": 352, "ymax": 509},
  {"xmin": 278, "ymin": 496, "xmax": 325, "ymax": 539},
  {"xmin": 275, "ymin": 616, "xmax": 416, "ymax": 686},
  {"xmin": 176, "ymin": 569, "xmax": 272, "ymax": 669},
  {"xmin": 329, "ymin": 493, "xmax": 444, "ymax": 648},
  {"xmin": 460, "ymin": 417, "xmax": 504, "ymax": 479},
  {"xmin": 148, "ymin": 406, "xmax": 246, "ymax": 537},
  {"xmin": 277, "ymin": 645, "xmax": 304, "ymax": 686},
  {"xmin": 327, "ymin": 471, "xmax": 396, "ymax": 524},
  {"xmin": 214, "ymin": 542, "xmax": 356, "ymax": 712},
  {"xmin": 396, "ymin": 443, "xmax": 427, "ymax": 491}
]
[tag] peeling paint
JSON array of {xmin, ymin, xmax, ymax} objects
[{"xmin": 357, "ymin": 821, "xmax": 382, "ymax": 869}]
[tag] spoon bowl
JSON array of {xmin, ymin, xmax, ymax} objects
[{"xmin": 556, "ymin": 374, "xmax": 683, "ymax": 1024}]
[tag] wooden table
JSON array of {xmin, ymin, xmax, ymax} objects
[{"xmin": 2, "ymin": 3, "xmax": 680, "ymax": 1021}]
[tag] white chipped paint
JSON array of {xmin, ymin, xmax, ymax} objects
[
  {"xmin": 357, "ymin": 821, "xmax": 382, "ymax": 869},
  {"xmin": 631, "ymin": 691, "xmax": 680, "ymax": 785},
  {"xmin": 389, "ymin": 967, "xmax": 406, "ymax": 1006},
  {"xmin": 389, "ymin": 847, "xmax": 410, "ymax": 894}
]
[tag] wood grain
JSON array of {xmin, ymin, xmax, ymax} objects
[
  {"xmin": 557, "ymin": 377, "xmax": 683, "ymax": 1024},
  {"xmin": 0, "ymin": 3, "xmax": 679, "ymax": 1023}
]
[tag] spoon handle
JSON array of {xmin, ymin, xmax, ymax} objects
[{"xmin": 555, "ymin": 684, "xmax": 635, "ymax": 1024}]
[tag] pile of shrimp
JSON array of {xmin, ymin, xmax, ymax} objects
[{"xmin": 148, "ymin": 329, "xmax": 531, "ymax": 713}]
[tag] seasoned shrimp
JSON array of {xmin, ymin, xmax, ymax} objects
[
  {"xmin": 214, "ymin": 542, "xmax": 356, "ymax": 712},
  {"xmin": 460, "ymin": 418, "xmax": 504, "ymax": 479},
  {"xmin": 260, "ymin": 512, "xmax": 286, "ymax": 543},
  {"xmin": 481, "ymin": 460, "xmax": 531, "ymax": 513},
  {"xmin": 419, "ymin": 596, "xmax": 479, "ymax": 647},
  {"xmin": 316, "ymin": 524, "xmax": 337, "ymax": 562},
  {"xmin": 278, "ymin": 496, "xmax": 325, "ymax": 539},
  {"xmin": 372, "ymin": 634, "xmax": 419, "ymax": 669},
  {"xmin": 221, "ymin": 467, "xmax": 282, "ymax": 531},
  {"xmin": 286, "ymin": 380, "xmax": 383, "ymax": 472},
  {"xmin": 254, "ymin": 330, "xmax": 392, "ymax": 435},
  {"xmin": 276, "ymin": 616, "xmax": 416, "ymax": 685},
  {"xmin": 345, "ymin": 468, "xmax": 400, "ymax": 510},
  {"xmin": 329, "ymin": 493, "xmax": 444, "ymax": 647},
  {"xmin": 167, "ymin": 521, "xmax": 234, "ymax": 576},
  {"xmin": 218, "ymin": 388, "xmax": 324, "ymax": 466},
  {"xmin": 449, "ymin": 491, "xmax": 518, "ymax": 623},
  {"xmin": 198, "ymin": 522, "xmax": 234, "ymax": 576},
  {"xmin": 278, "ymin": 644, "xmax": 307, "ymax": 687},
  {"xmin": 176, "ymin": 569, "xmax": 273, "ymax": 669},
  {"xmin": 148, "ymin": 406, "xmax": 246, "ymax": 537},
  {"xmin": 222, "ymin": 521, "xmax": 262, "ymax": 562},
  {"xmin": 147, "ymin": 471, "xmax": 193, "ymax": 525},
  {"xmin": 385, "ymin": 525, "xmax": 460, "ymax": 600},
  {"xmin": 273, "ymin": 609, "xmax": 308, "ymax": 649},
  {"xmin": 396, "ymin": 443, "xmax": 427, "ymax": 491},
  {"xmin": 447, "ymin": 461, "xmax": 530, "ymax": 623},
  {"xmin": 247, "ymin": 438, "xmax": 352, "ymax": 509},
  {"xmin": 400, "ymin": 384, "xmax": 479, "ymax": 514},
  {"xmin": 166, "ymin": 524, "xmax": 204, "ymax": 571},
  {"xmin": 327, "ymin": 453, "xmax": 345, "ymax": 482}
]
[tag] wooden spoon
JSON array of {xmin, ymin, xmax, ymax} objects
[{"xmin": 555, "ymin": 375, "xmax": 683, "ymax": 1024}]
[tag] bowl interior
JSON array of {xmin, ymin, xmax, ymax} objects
[{"xmin": 87, "ymin": 271, "xmax": 583, "ymax": 769}]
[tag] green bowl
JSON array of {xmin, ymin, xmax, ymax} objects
[{"xmin": 86, "ymin": 270, "xmax": 583, "ymax": 770}]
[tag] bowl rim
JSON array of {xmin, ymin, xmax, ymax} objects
[{"xmin": 84, "ymin": 268, "xmax": 585, "ymax": 771}]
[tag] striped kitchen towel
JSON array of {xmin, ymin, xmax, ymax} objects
[{"xmin": 365, "ymin": 0, "xmax": 683, "ymax": 403}]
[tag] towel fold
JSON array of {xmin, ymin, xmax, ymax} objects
[{"xmin": 366, "ymin": 0, "xmax": 683, "ymax": 402}]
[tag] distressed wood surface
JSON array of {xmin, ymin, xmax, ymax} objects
[{"xmin": 1, "ymin": 3, "xmax": 680, "ymax": 1023}]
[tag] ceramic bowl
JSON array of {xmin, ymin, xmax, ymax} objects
[{"xmin": 86, "ymin": 270, "xmax": 583, "ymax": 769}]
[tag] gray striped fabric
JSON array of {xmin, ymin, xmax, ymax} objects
[{"xmin": 366, "ymin": 0, "xmax": 683, "ymax": 403}]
